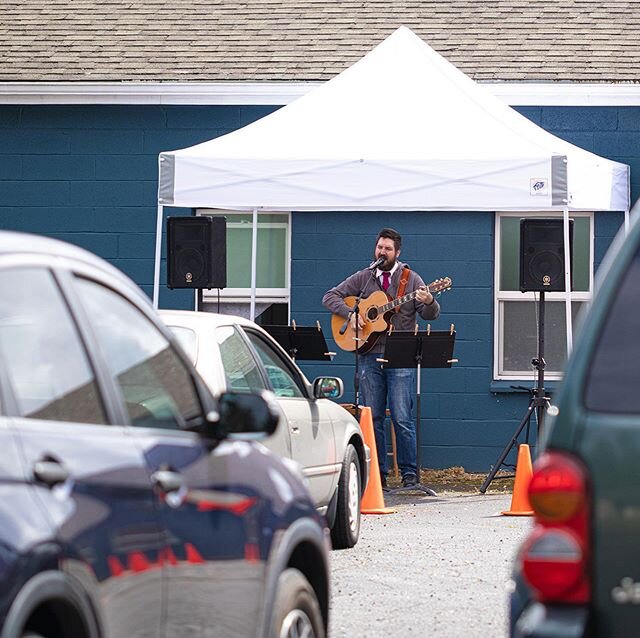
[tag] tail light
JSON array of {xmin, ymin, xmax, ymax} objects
[{"xmin": 520, "ymin": 451, "xmax": 590, "ymax": 603}]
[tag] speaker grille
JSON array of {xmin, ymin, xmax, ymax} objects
[
  {"xmin": 176, "ymin": 248, "xmax": 206, "ymax": 284},
  {"xmin": 527, "ymin": 250, "xmax": 563, "ymax": 288}
]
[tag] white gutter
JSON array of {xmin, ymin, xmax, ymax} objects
[{"xmin": 2, "ymin": 81, "xmax": 640, "ymax": 106}]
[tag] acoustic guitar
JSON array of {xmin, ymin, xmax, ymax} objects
[{"xmin": 331, "ymin": 277, "xmax": 452, "ymax": 353}]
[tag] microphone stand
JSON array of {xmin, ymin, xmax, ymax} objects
[
  {"xmin": 340, "ymin": 290, "xmax": 364, "ymax": 418},
  {"xmin": 339, "ymin": 263, "xmax": 381, "ymax": 419}
]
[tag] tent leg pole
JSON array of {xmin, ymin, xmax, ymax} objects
[
  {"xmin": 563, "ymin": 207, "xmax": 573, "ymax": 356},
  {"xmin": 153, "ymin": 204, "xmax": 164, "ymax": 309},
  {"xmin": 250, "ymin": 208, "xmax": 258, "ymax": 321}
]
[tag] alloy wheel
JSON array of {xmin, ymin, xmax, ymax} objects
[{"xmin": 279, "ymin": 608, "xmax": 316, "ymax": 638}]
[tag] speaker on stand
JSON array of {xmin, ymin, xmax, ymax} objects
[
  {"xmin": 167, "ymin": 216, "xmax": 227, "ymax": 310},
  {"xmin": 519, "ymin": 218, "xmax": 573, "ymax": 293},
  {"xmin": 481, "ymin": 217, "xmax": 573, "ymax": 493}
]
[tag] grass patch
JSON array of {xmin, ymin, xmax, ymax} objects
[{"xmin": 386, "ymin": 466, "xmax": 515, "ymax": 493}]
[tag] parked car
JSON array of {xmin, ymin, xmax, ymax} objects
[
  {"xmin": 0, "ymin": 231, "xmax": 330, "ymax": 638},
  {"xmin": 510, "ymin": 210, "xmax": 640, "ymax": 637},
  {"xmin": 158, "ymin": 310, "xmax": 371, "ymax": 549}
]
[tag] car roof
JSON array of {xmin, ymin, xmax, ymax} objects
[{"xmin": 159, "ymin": 309, "xmax": 260, "ymax": 331}]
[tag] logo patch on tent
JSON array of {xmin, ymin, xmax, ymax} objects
[{"xmin": 530, "ymin": 178, "xmax": 548, "ymax": 196}]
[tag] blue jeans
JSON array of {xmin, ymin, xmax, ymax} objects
[{"xmin": 358, "ymin": 352, "xmax": 416, "ymax": 478}]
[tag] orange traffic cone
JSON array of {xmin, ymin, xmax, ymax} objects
[
  {"xmin": 502, "ymin": 443, "xmax": 534, "ymax": 516},
  {"xmin": 359, "ymin": 406, "xmax": 396, "ymax": 515}
]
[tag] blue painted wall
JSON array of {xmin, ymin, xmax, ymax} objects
[
  {"xmin": 1, "ymin": 103, "xmax": 639, "ymax": 470},
  {"xmin": 0, "ymin": 104, "xmax": 278, "ymax": 307}
]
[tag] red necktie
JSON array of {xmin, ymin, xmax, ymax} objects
[{"xmin": 381, "ymin": 271, "xmax": 390, "ymax": 291}]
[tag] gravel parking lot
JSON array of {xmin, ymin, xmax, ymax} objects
[{"xmin": 328, "ymin": 490, "xmax": 531, "ymax": 637}]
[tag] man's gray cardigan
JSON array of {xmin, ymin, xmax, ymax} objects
[{"xmin": 322, "ymin": 261, "xmax": 440, "ymax": 355}]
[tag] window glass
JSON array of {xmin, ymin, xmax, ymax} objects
[
  {"xmin": 226, "ymin": 213, "xmax": 288, "ymax": 288},
  {"xmin": 502, "ymin": 300, "xmax": 585, "ymax": 374},
  {"xmin": 496, "ymin": 213, "xmax": 593, "ymax": 379},
  {"xmin": 75, "ymin": 278, "xmax": 202, "ymax": 430},
  {"xmin": 170, "ymin": 326, "xmax": 198, "ymax": 365},
  {"xmin": 0, "ymin": 268, "xmax": 106, "ymax": 424},
  {"xmin": 215, "ymin": 326, "xmax": 266, "ymax": 392},
  {"xmin": 584, "ymin": 252, "xmax": 640, "ymax": 413},
  {"xmin": 244, "ymin": 331, "xmax": 304, "ymax": 398}
]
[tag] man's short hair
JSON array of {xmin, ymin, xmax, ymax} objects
[{"xmin": 377, "ymin": 227, "xmax": 402, "ymax": 251}]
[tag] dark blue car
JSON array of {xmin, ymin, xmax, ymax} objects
[{"xmin": 0, "ymin": 231, "xmax": 330, "ymax": 638}]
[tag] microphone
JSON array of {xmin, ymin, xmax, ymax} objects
[{"xmin": 367, "ymin": 256, "xmax": 386, "ymax": 271}]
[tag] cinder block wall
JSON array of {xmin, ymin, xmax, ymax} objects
[
  {"xmin": 0, "ymin": 103, "xmax": 638, "ymax": 469},
  {"xmin": 0, "ymin": 104, "xmax": 278, "ymax": 306}
]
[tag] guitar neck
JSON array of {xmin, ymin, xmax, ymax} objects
[{"xmin": 379, "ymin": 289, "xmax": 419, "ymax": 314}]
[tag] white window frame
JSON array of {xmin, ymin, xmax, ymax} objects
[
  {"xmin": 196, "ymin": 209, "xmax": 291, "ymax": 308},
  {"xmin": 493, "ymin": 211, "xmax": 594, "ymax": 381}
]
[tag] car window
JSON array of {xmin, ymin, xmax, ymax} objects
[
  {"xmin": 244, "ymin": 331, "xmax": 304, "ymax": 398},
  {"xmin": 584, "ymin": 250, "xmax": 640, "ymax": 413},
  {"xmin": 215, "ymin": 325, "xmax": 267, "ymax": 393},
  {"xmin": 0, "ymin": 268, "xmax": 107, "ymax": 424},
  {"xmin": 75, "ymin": 278, "xmax": 203, "ymax": 430},
  {"xmin": 169, "ymin": 325, "xmax": 198, "ymax": 364}
]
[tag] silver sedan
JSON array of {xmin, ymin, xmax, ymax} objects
[{"xmin": 160, "ymin": 310, "xmax": 370, "ymax": 549}]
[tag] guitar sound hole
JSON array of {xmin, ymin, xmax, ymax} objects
[{"xmin": 367, "ymin": 307, "xmax": 378, "ymax": 321}]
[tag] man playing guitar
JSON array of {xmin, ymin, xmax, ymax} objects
[{"xmin": 322, "ymin": 227, "xmax": 440, "ymax": 489}]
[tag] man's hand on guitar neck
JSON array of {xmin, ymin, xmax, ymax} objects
[{"xmin": 415, "ymin": 285, "xmax": 434, "ymax": 305}]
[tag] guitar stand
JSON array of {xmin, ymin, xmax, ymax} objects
[
  {"xmin": 262, "ymin": 321, "xmax": 334, "ymax": 362},
  {"xmin": 378, "ymin": 325, "xmax": 457, "ymax": 496}
]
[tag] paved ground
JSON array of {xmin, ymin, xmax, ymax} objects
[{"xmin": 328, "ymin": 490, "xmax": 532, "ymax": 638}]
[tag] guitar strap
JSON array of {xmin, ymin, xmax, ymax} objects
[{"xmin": 393, "ymin": 266, "xmax": 411, "ymax": 312}]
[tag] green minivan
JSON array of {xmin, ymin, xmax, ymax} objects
[{"xmin": 510, "ymin": 209, "xmax": 640, "ymax": 637}]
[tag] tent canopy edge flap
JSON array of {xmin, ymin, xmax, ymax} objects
[
  {"xmin": 551, "ymin": 155, "xmax": 568, "ymax": 206},
  {"xmin": 159, "ymin": 153, "xmax": 175, "ymax": 205},
  {"xmin": 162, "ymin": 154, "xmax": 626, "ymax": 213}
]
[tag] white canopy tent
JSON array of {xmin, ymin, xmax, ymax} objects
[{"xmin": 155, "ymin": 26, "xmax": 630, "ymax": 350}]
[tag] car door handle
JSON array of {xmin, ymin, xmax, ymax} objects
[
  {"xmin": 151, "ymin": 469, "xmax": 184, "ymax": 494},
  {"xmin": 291, "ymin": 425, "xmax": 300, "ymax": 434},
  {"xmin": 32, "ymin": 460, "xmax": 69, "ymax": 487}
]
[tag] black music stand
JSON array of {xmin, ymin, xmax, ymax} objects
[
  {"xmin": 262, "ymin": 321, "xmax": 334, "ymax": 362},
  {"xmin": 379, "ymin": 327, "xmax": 457, "ymax": 496}
]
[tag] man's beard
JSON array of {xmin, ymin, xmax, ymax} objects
[{"xmin": 378, "ymin": 257, "xmax": 396, "ymax": 272}]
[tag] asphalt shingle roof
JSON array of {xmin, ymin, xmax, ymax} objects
[{"xmin": 1, "ymin": 0, "xmax": 639, "ymax": 83}]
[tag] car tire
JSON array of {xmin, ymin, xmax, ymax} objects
[
  {"xmin": 330, "ymin": 443, "xmax": 361, "ymax": 549},
  {"xmin": 271, "ymin": 568, "xmax": 324, "ymax": 638}
]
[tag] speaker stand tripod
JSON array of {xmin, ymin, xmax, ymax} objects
[{"xmin": 480, "ymin": 292, "xmax": 550, "ymax": 494}]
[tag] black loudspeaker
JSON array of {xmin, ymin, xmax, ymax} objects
[
  {"xmin": 519, "ymin": 218, "xmax": 573, "ymax": 292},
  {"xmin": 167, "ymin": 216, "xmax": 226, "ymax": 289}
]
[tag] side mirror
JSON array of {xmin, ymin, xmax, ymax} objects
[
  {"xmin": 208, "ymin": 390, "xmax": 280, "ymax": 440},
  {"xmin": 313, "ymin": 376, "xmax": 344, "ymax": 400}
]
